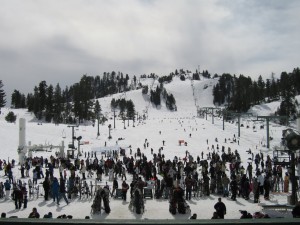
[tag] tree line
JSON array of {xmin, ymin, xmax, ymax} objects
[
  {"xmin": 10, "ymin": 72, "xmax": 136, "ymax": 124},
  {"xmin": 1, "ymin": 67, "xmax": 299, "ymax": 124},
  {"xmin": 212, "ymin": 67, "xmax": 300, "ymax": 119}
]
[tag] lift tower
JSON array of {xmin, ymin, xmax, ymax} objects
[
  {"xmin": 222, "ymin": 111, "xmax": 252, "ymax": 137},
  {"xmin": 257, "ymin": 115, "xmax": 288, "ymax": 148},
  {"xmin": 282, "ymin": 128, "xmax": 300, "ymax": 205},
  {"xmin": 201, "ymin": 107, "xmax": 221, "ymax": 124}
]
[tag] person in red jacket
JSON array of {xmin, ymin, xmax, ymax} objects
[{"xmin": 121, "ymin": 180, "xmax": 129, "ymax": 201}]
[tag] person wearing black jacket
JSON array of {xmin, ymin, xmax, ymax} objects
[
  {"xmin": 111, "ymin": 177, "xmax": 118, "ymax": 197},
  {"xmin": 59, "ymin": 178, "xmax": 69, "ymax": 205},
  {"xmin": 12, "ymin": 186, "xmax": 23, "ymax": 209},
  {"xmin": 28, "ymin": 207, "xmax": 40, "ymax": 218},
  {"xmin": 230, "ymin": 177, "xmax": 238, "ymax": 201},
  {"xmin": 214, "ymin": 198, "xmax": 226, "ymax": 219},
  {"xmin": 42, "ymin": 177, "xmax": 50, "ymax": 201},
  {"xmin": 263, "ymin": 175, "xmax": 271, "ymax": 200},
  {"xmin": 292, "ymin": 201, "xmax": 300, "ymax": 218}
]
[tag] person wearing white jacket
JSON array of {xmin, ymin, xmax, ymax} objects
[{"xmin": 257, "ymin": 172, "xmax": 265, "ymax": 195}]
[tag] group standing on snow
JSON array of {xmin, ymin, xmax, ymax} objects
[{"xmin": 1, "ymin": 129, "xmax": 300, "ymax": 219}]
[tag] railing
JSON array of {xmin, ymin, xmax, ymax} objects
[{"xmin": 0, "ymin": 218, "xmax": 300, "ymax": 225}]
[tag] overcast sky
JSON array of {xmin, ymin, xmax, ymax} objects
[{"xmin": 1, "ymin": 0, "xmax": 300, "ymax": 102}]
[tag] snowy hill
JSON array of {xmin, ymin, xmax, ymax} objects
[{"xmin": 0, "ymin": 77, "xmax": 298, "ymax": 220}]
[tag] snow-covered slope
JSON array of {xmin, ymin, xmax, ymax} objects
[{"xmin": 0, "ymin": 76, "xmax": 297, "ymax": 220}]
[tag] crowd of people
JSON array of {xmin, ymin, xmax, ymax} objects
[{"xmin": 1, "ymin": 133, "xmax": 300, "ymax": 219}]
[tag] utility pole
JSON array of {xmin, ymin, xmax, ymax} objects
[
  {"xmin": 113, "ymin": 109, "xmax": 116, "ymax": 129},
  {"xmin": 67, "ymin": 124, "xmax": 79, "ymax": 149},
  {"xmin": 257, "ymin": 115, "xmax": 288, "ymax": 148}
]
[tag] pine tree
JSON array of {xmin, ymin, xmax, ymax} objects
[
  {"xmin": 153, "ymin": 86, "xmax": 161, "ymax": 107},
  {"xmin": 126, "ymin": 100, "xmax": 135, "ymax": 120},
  {"xmin": 27, "ymin": 93, "xmax": 34, "ymax": 112},
  {"xmin": 45, "ymin": 84, "xmax": 54, "ymax": 122},
  {"xmin": 11, "ymin": 90, "xmax": 22, "ymax": 108},
  {"xmin": 292, "ymin": 67, "xmax": 300, "ymax": 94},
  {"xmin": 94, "ymin": 99, "xmax": 102, "ymax": 122},
  {"xmin": 257, "ymin": 75, "xmax": 265, "ymax": 103},
  {"xmin": 277, "ymin": 72, "xmax": 298, "ymax": 120},
  {"xmin": 251, "ymin": 81, "xmax": 259, "ymax": 105},
  {"xmin": 0, "ymin": 80, "xmax": 6, "ymax": 112},
  {"xmin": 265, "ymin": 79, "xmax": 271, "ymax": 102},
  {"xmin": 33, "ymin": 86, "xmax": 42, "ymax": 120},
  {"xmin": 38, "ymin": 81, "xmax": 48, "ymax": 111},
  {"xmin": 166, "ymin": 94, "xmax": 176, "ymax": 110},
  {"xmin": 53, "ymin": 84, "xmax": 63, "ymax": 124},
  {"xmin": 5, "ymin": 111, "xmax": 17, "ymax": 123}
]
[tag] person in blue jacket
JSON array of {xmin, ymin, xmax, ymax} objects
[{"xmin": 51, "ymin": 177, "xmax": 60, "ymax": 204}]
